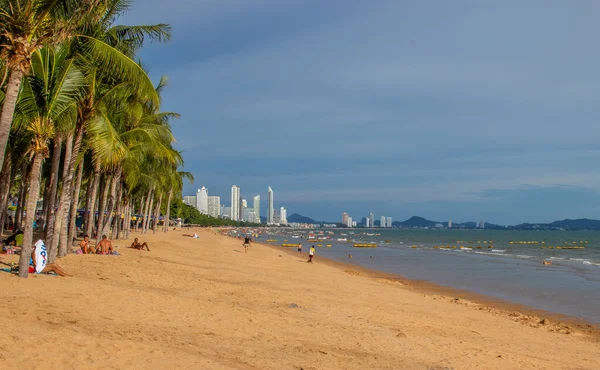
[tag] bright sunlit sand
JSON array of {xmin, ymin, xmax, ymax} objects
[{"xmin": 1, "ymin": 229, "xmax": 598, "ymax": 370}]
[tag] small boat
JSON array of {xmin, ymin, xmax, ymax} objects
[{"xmin": 543, "ymin": 260, "xmax": 552, "ymax": 265}]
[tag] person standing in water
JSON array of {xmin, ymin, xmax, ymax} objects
[
  {"xmin": 307, "ymin": 245, "xmax": 315, "ymax": 263},
  {"xmin": 297, "ymin": 242, "xmax": 302, "ymax": 253}
]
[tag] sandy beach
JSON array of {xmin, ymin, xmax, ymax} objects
[{"xmin": 1, "ymin": 229, "xmax": 599, "ymax": 370}]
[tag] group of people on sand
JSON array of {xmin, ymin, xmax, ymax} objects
[{"xmin": 78, "ymin": 235, "xmax": 150, "ymax": 254}]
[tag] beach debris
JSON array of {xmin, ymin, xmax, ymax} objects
[{"xmin": 289, "ymin": 303, "xmax": 299, "ymax": 308}]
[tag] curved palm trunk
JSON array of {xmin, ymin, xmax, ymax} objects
[
  {"xmin": 82, "ymin": 175, "xmax": 93, "ymax": 231},
  {"xmin": 0, "ymin": 152, "xmax": 13, "ymax": 235},
  {"xmin": 85, "ymin": 162, "xmax": 101, "ymax": 240},
  {"xmin": 164, "ymin": 189, "xmax": 173, "ymax": 232},
  {"xmin": 68, "ymin": 161, "xmax": 84, "ymax": 246},
  {"xmin": 17, "ymin": 152, "xmax": 44, "ymax": 278},
  {"xmin": 44, "ymin": 135, "xmax": 63, "ymax": 242},
  {"xmin": 113, "ymin": 188, "xmax": 123, "ymax": 240},
  {"xmin": 141, "ymin": 189, "xmax": 152, "ymax": 232},
  {"xmin": 0, "ymin": 70, "xmax": 24, "ymax": 168},
  {"xmin": 95, "ymin": 173, "xmax": 110, "ymax": 242},
  {"xmin": 14, "ymin": 162, "xmax": 28, "ymax": 230}
]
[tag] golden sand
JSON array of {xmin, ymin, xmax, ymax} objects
[{"xmin": 0, "ymin": 229, "xmax": 598, "ymax": 369}]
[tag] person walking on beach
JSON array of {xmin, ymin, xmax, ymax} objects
[
  {"xmin": 307, "ymin": 245, "xmax": 315, "ymax": 263},
  {"xmin": 297, "ymin": 242, "xmax": 302, "ymax": 253},
  {"xmin": 243, "ymin": 236, "xmax": 252, "ymax": 253}
]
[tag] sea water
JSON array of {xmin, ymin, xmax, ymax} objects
[{"xmin": 265, "ymin": 229, "xmax": 600, "ymax": 323}]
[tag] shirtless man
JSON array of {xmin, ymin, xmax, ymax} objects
[
  {"xmin": 129, "ymin": 237, "xmax": 150, "ymax": 251},
  {"xmin": 79, "ymin": 235, "xmax": 92, "ymax": 254},
  {"xmin": 95, "ymin": 235, "xmax": 113, "ymax": 254}
]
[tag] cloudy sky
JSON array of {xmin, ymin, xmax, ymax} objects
[{"xmin": 122, "ymin": 0, "xmax": 600, "ymax": 224}]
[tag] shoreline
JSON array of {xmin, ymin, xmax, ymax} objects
[{"xmin": 253, "ymin": 236, "xmax": 600, "ymax": 341}]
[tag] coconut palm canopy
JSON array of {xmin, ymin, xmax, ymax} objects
[{"xmin": 0, "ymin": 0, "xmax": 218, "ymax": 278}]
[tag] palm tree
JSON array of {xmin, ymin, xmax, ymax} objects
[
  {"xmin": 0, "ymin": 0, "xmax": 102, "ymax": 169},
  {"xmin": 13, "ymin": 45, "xmax": 84, "ymax": 277}
]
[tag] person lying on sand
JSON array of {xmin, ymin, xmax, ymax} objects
[
  {"xmin": 95, "ymin": 235, "xmax": 113, "ymax": 254},
  {"xmin": 183, "ymin": 233, "xmax": 199, "ymax": 238},
  {"xmin": 129, "ymin": 238, "xmax": 150, "ymax": 251},
  {"xmin": 30, "ymin": 240, "xmax": 71, "ymax": 277},
  {"xmin": 79, "ymin": 235, "xmax": 92, "ymax": 254}
]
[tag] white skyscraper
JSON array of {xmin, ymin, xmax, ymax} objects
[
  {"xmin": 207, "ymin": 196, "xmax": 220, "ymax": 218},
  {"xmin": 267, "ymin": 186, "xmax": 274, "ymax": 224},
  {"xmin": 242, "ymin": 199, "xmax": 247, "ymax": 208},
  {"xmin": 365, "ymin": 217, "xmax": 370, "ymax": 227},
  {"xmin": 196, "ymin": 187, "xmax": 208, "ymax": 214},
  {"xmin": 231, "ymin": 185, "xmax": 240, "ymax": 221},
  {"xmin": 280, "ymin": 207, "xmax": 287, "ymax": 225},
  {"xmin": 369, "ymin": 213, "xmax": 374, "ymax": 227},
  {"xmin": 183, "ymin": 195, "xmax": 196, "ymax": 206},
  {"xmin": 448, "ymin": 220, "xmax": 452, "ymax": 228},
  {"xmin": 380, "ymin": 216, "xmax": 386, "ymax": 228},
  {"xmin": 347, "ymin": 216, "xmax": 353, "ymax": 228},
  {"xmin": 386, "ymin": 217, "xmax": 392, "ymax": 228},
  {"xmin": 253, "ymin": 195, "xmax": 261, "ymax": 224}
]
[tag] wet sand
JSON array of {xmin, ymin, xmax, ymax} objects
[{"xmin": 0, "ymin": 229, "xmax": 599, "ymax": 369}]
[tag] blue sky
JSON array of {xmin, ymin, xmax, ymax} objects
[{"xmin": 122, "ymin": 0, "xmax": 600, "ymax": 224}]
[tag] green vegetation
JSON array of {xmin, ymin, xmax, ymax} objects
[
  {"xmin": 0, "ymin": 1, "xmax": 187, "ymax": 277},
  {"xmin": 169, "ymin": 199, "xmax": 261, "ymax": 227}
]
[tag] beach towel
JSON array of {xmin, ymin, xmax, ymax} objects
[{"xmin": 34, "ymin": 239, "xmax": 48, "ymax": 273}]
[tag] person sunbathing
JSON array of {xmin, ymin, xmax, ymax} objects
[
  {"xmin": 95, "ymin": 235, "xmax": 113, "ymax": 254},
  {"xmin": 30, "ymin": 240, "xmax": 71, "ymax": 277},
  {"xmin": 79, "ymin": 235, "xmax": 92, "ymax": 254},
  {"xmin": 129, "ymin": 237, "xmax": 150, "ymax": 251}
]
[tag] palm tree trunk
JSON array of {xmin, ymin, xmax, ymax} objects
[
  {"xmin": 48, "ymin": 132, "xmax": 74, "ymax": 260},
  {"xmin": 17, "ymin": 152, "xmax": 44, "ymax": 278},
  {"xmin": 141, "ymin": 188, "xmax": 152, "ymax": 232},
  {"xmin": 136, "ymin": 196, "xmax": 145, "ymax": 231},
  {"xmin": 68, "ymin": 161, "xmax": 84, "ymax": 246},
  {"xmin": 14, "ymin": 162, "xmax": 28, "ymax": 230},
  {"xmin": 0, "ymin": 152, "xmax": 13, "ymax": 235},
  {"xmin": 113, "ymin": 190, "xmax": 123, "ymax": 240},
  {"xmin": 85, "ymin": 162, "xmax": 101, "ymax": 239},
  {"xmin": 144, "ymin": 190, "xmax": 154, "ymax": 234},
  {"xmin": 152, "ymin": 195, "xmax": 162, "ymax": 233},
  {"xmin": 82, "ymin": 174, "xmax": 92, "ymax": 234},
  {"xmin": 44, "ymin": 135, "xmax": 63, "ymax": 242},
  {"xmin": 0, "ymin": 69, "xmax": 24, "ymax": 169},
  {"xmin": 164, "ymin": 189, "xmax": 173, "ymax": 233},
  {"xmin": 95, "ymin": 173, "xmax": 110, "ymax": 242},
  {"xmin": 52, "ymin": 129, "xmax": 82, "ymax": 259},
  {"xmin": 102, "ymin": 168, "xmax": 121, "ymax": 237}
]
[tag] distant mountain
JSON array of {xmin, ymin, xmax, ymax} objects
[
  {"xmin": 514, "ymin": 218, "xmax": 600, "ymax": 230},
  {"xmin": 287, "ymin": 213, "xmax": 317, "ymax": 224},
  {"xmin": 398, "ymin": 216, "xmax": 440, "ymax": 228}
]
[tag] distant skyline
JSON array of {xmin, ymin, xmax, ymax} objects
[{"xmin": 123, "ymin": 1, "xmax": 600, "ymax": 224}]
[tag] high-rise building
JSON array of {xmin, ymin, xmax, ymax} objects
[
  {"xmin": 273, "ymin": 208, "xmax": 280, "ymax": 224},
  {"xmin": 386, "ymin": 217, "xmax": 392, "ymax": 228},
  {"xmin": 380, "ymin": 216, "xmax": 386, "ymax": 228},
  {"xmin": 221, "ymin": 206, "xmax": 231, "ymax": 219},
  {"xmin": 196, "ymin": 187, "xmax": 208, "ymax": 214},
  {"xmin": 267, "ymin": 186, "xmax": 274, "ymax": 224},
  {"xmin": 479, "ymin": 220, "xmax": 485, "ymax": 229},
  {"xmin": 365, "ymin": 217, "xmax": 370, "ymax": 227},
  {"xmin": 231, "ymin": 185, "xmax": 240, "ymax": 221},
  {"xmin": 347, "ymin": 216, "xmax": 353, "ymax": 228},
  {"xmin": 207, "ymin": 196, "xmax": 220, "ymax": 218},
  {"xmin": 280, "ymin": 207, "xmax": 287, "ymax": 225},
  {"xmin": 448, "ymin": 220, "xmax": 452, "ymax": 228},
  {"xmin": 369, "ymin": 213, "xmax": 374, "ymax": 228},
  {"xmin": 342, "ymin": 212, "xmax": 349, "ymax": 225},
  {"xmin": 242, "ymin": 207, "xmax": 252, "ymax": 222},
  {"xmin": 238, "ymin": 193, "xmax": 243, "ymax": 220},
  {"xmin": 242, "ymin": 199, "xmax": 247, "ymax": 208},
  {"xmin": 183, "ymin": 195, "xmax": 196, "ymax": 206},
  {"xmin": 253, "ymin": 195, "xmax": 260, "ymax": 224}
]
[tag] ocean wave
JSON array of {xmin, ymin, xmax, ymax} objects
[
  {"xmin": 490, "ymin": 250, "xmax": 506, "ymax": 253},
  {"xmin": 517, "ymin": 255, "xmax": 534, "ymax": 259}
]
